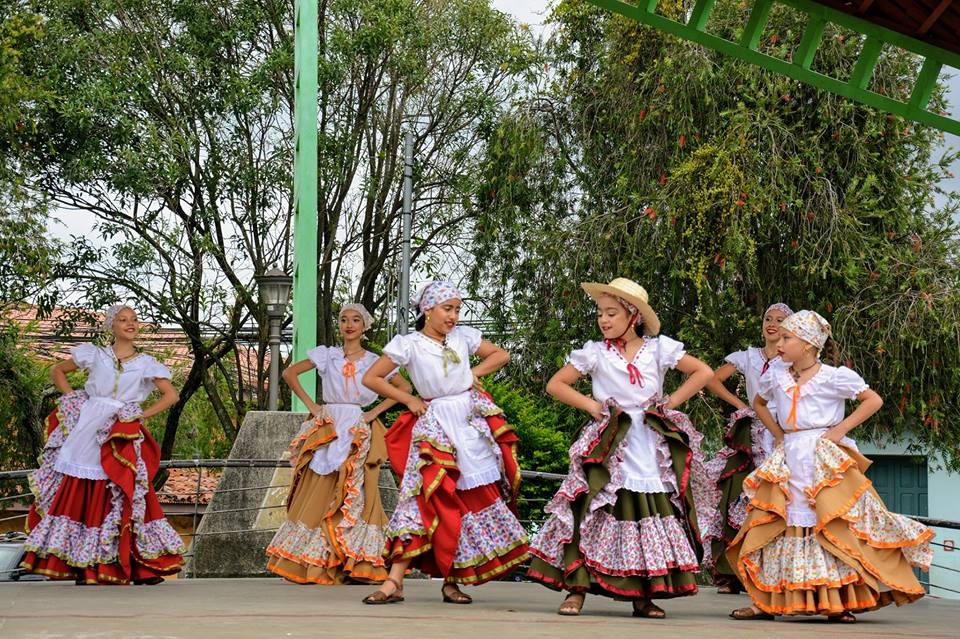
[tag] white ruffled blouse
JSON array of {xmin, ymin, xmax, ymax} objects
[
  {"xmin": 757, "ymin": 364, "xmax": 869, "ymax": 433},
  {"xmin": 57, "ymin": 343, "xmax": 171, "ymax": 480},
  {"xmin": 756, "ymin": 363, "xmax": 869, "ymax": 526},
  {"xmin": 568, "ymin": 335, "xmax": 686, "ymax": 493},
  {"xmin": 725, "ymin": 347, "xmax": 787, "ymax": 417},
  {"xmin": 382, "ymin": 326, "xmax": 501, "ymax": 489}
]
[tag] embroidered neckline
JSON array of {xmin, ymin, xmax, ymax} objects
[
  {"xmin": 333, "ymin": 346, "xmax": 373, "ymax": 365},
  {"xmin": 752, "ymin": 346, "xmax": 781, "ymax": 376},
  {"xmin": 106, "ymin": 345, "xmax": 146, "ymax": 367},
  {"xmin": 413, "ymin": 330, "xmax": 462, "ymax": 375},
  {"xmin": 598, "ymin": 338, "xmax": 651, "ymax": 387},
  {"xmin": 775, "ymin": 362, "xmax": 833, "ymax": 395},
  {"xmin": 602, "ymin": 337, "xmax": 650, "ymax": 366}
]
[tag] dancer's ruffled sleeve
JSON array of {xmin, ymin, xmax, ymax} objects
[
  {"xmin": 656, "ymin": 335, "xmax": 686, "ymax": 373},
  {"xmin": 724, "ymin": 349, "xmax": 748, "ymax": 374},
  {"xmin": 70, "ymin": 343, "xmax": 98, "ymax": 370},
  {"xmin": 141, "ymin": 356, "xmax": 172, "ymax": 380},
  {"xmin": 831, "ymin": 367, "xmax": 870, "ymax": 400},
  {"xmin": 567, "ymin": 342, "xmax": 598, "ymax": 375},
  {"xmin": 382, "ymin": 334, "xmax": 411, "ymax": 367},
  {"xmin": 306, "ymin": 345, "xmax": 330, "ymax": 376},
  {"xmin": 454, "ymin": 325, "xmax": 483, "ymax": 354}
]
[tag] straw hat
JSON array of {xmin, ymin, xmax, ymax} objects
[{"xmin": 580, "ymin": 277, "xmax": 661, "ymax": 336}]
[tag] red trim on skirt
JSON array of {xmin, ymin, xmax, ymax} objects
[
  {"xmin": 384, "ymin": 396, "xmax": 527, "ymax": 584},
  {"xmin": 21, "ymin": 409, "xmax": 184, "ymax": 584}
]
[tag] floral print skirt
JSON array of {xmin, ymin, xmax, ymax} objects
[
  {"xmin": 529, "ymin": 405, "xmax": 714, "ymax": 600},
  {"xmin": 726, "ymin": 439, "xmax": 933, "ymax": 615},
  {"xmin": 266, "ymin": 414, "xmax": 389, "ymax": 584},
  {"xmin": 21, "ymin": 397, "xmax": 185, "ymax": 584},
  {"xmin": 701, "ymin": 408, "xmax": 768, "ymax": 586}
]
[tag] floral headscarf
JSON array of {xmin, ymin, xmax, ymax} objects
[
  {"xmin": 410, "ymin": 280, "xmax": 465, "ymax": 318},
  {"xmin": 765, "ymin": 302, "xmax": 794, "ymax": 317},
  {"xmin": 781, "ymin": 310, "xmax": 831, "ymax": 351}
]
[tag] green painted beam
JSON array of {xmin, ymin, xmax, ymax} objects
[
  {"xmin": 586, "ymin": 0, "xmax": 960, "ymax": 136},
  {"xmin": 909, "ymin": 58, "xmax": 944, "ymax": 111},
  {"xmin": 849, "ymin": 37, "xmax": 884, "ymax": 91},
  {"xmin": 291, "ymin": 0, "xmax": 319, "ymax": 410},
  {"xmin": 688, "ymin": 0, "xmax": 717, "ymax": 31},
  {"xmin": 793, "ymin": 16, "xmax": 826, "ymax": 70},
  {"xmin": 740, "ymin": 0, "xmax": 774, "ymax": 50}
]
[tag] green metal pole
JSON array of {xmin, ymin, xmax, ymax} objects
[{"xmin": 291, "ymin": 0, "xmax": 318, "ymax": 411}]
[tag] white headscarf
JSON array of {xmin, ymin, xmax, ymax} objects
[
  {"xmin": 338, "ymin": 303, "xmax": 374, "ymax": 331},
  {"xmin": 103, "ymin": 304, "xmax": 134, "ymax": 332}
]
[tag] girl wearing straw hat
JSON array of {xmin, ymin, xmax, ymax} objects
[
  {"xmin": 528, "ymin": 278, "xmax": 717, "ymax": 618},
  {"xmin": 360, "ymin": 281, "xmax": 528, "ymax": 605},
  {"xmin": 727, "ymin": 310, "xmax": 932, "ymax": 623},
  {"xmin": 266, "ymin": 303, "xmax": 412, "ymax": 585},
  {"xmin": 700, "ymin": 302, "xmax": 793, "ymax": 594}
]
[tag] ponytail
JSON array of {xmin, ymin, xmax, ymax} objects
[
  {"xmin": 821, "ymin": 336, "xmax": 841, "ymax": 366},
  {"xmin": 415, "ymin": 314, "xmax": 426, "ymax": 330}
]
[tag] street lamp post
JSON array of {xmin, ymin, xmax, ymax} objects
[{"xmin": 256, "ymin": 268, "xmax": 293, "ymax": 411}]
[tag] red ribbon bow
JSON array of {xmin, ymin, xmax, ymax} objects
[
  {"xmin": 606, "ymin": 339, "xmax": 645, "ymax": 387},
  {"xmin": 626, "ymin": 362, "xmax": 645, "ymax": 387}
]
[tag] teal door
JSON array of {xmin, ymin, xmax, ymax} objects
[{"xmin": 865, "ymin": 455, "xmax": 929, "ymax": 589}]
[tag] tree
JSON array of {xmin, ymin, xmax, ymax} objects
[
  {"xmin": 0, "ymin": 4, "xmax": 59, "ymax": 313},
  {"xmin": 471, "ymin": 0, "xmax": 960, "ymax": 467},
  {"xmin": 305, "ymin": 0, "xmax": 535, "ymax": 343},
  {"xmin": 14, "ymin": 0, "xmax": 534, "ymax": 458}
]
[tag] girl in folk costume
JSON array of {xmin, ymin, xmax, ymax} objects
[
  {"xmin": 360, "ymin": 281, "xmax": 528, "ymax": 605},
  {"xmin": 702, "ymin": 303, "xmax": 792, "ymax": 593},
  {"xmin": 266, "ymin": 303, "xmax": 412, "ymax": 585},
  {"xmin": 21, "ymin": 305, "xmax": 185, "ymax": 584},
  {"xmin": 528, "ymin": 278, "xmax": 718, "ymax": 618},
  {"xmin": 728, "ymin": 310, "xmax": 933, "ymax": 622}
]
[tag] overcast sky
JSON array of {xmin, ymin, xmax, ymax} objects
[{"xmin": 48, "ymin": 1, "xmax": 958, "ymax": 241}]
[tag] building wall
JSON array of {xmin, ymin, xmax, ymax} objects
[{"xmin": 859, "ymin": 440, "xmax": 960, "ymax": 599}]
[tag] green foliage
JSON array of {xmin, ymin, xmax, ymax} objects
[
  {"xmin": 471, "ymin": 0, "xmax": 960, "ymax": 469},
  {"xmin": 0, "ymin": 324, "xmax": 50, "ymax": 476},
  {"xmin": 483, "ymin": 378, "xmax": 576, "ymax": 525},
  {"xmin": 144, "ymin": 370, "xmax": 235, "ymax": 460}
]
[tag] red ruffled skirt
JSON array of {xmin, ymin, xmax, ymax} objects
[
  {"xmin": 21, "ymin": 397, "xmax": 185, "ymax": 584},
  {"xmin": 382, "ymin": 391, "xmax": 529, "ymax": 584}
]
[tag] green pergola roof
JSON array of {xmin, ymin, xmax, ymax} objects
[{"xmin": 588, "ymin": 0, "xmax": 960, "ymax": 135}]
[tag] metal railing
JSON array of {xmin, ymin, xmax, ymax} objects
[{"xmin": 2, "ymin": 461, "xmax": 959, "ymax": 595}]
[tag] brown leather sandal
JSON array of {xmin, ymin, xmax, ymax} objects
[
  {"xmin": 827, "ymin": 612, "xmax": 857, "ymax": 623},
  {"xmin": 633, "ymin": 600, "xmax": 666, "ymax": 619},
  {"xmin": 716, "ymin": 581, "xmax": 744, "ymax": 595},
  {"xmin": 558, "ymin": 592, "xmax": 585, "ymax": 616},
  {"xmin": 362, "ymin": 577, "xmax": 404, "ymax": 604},
  {"xmin": 441, "ymin": 583, "xmax": 473, "ymax": 604},
  {"xmin": 729, "ymin": 606, "xmax": 775, "ymax": 620}
]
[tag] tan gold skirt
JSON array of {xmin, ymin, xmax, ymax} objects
[
  {"xmin": 726, "ymin": 439, "xmax": 932, "ymax": 615},
  {"xmin": 266, "ymin": 415, "xmax": 389, "ymax": 584}
]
